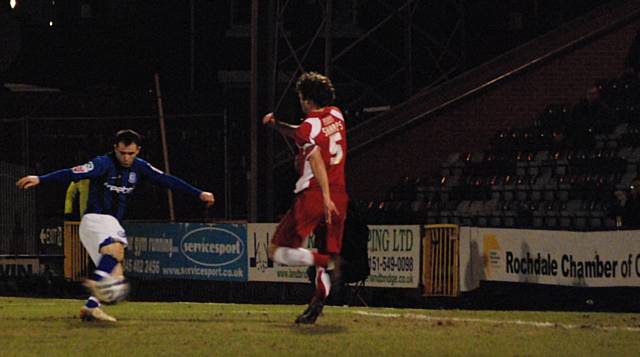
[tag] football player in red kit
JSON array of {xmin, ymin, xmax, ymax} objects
[{"xmin": 262, "ymin": 71, "xmax": 349, "ymax": 324}]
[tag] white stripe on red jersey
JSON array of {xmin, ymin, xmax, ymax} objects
[{"xmin": 293, "ymin": 106, "xmax": 347, "ymax": 194}]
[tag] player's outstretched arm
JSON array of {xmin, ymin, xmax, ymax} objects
[
  {"xmin": 262, "ymin": 112, "xmax": 298, "ymax": 139},
  {"xmin": 16, "ymin": 175, "xmax": 40, "ymax": 189},
  {"xmin": 262, "ymin": 112, "xmax": 276, "ymax": 126},
  {"xmin": 144, "ymin": 165, "xmax": 215, "ymax": 208},
  {"xmin": 200, "ymin": 191, "xmax": 215, "ymax": 207}
]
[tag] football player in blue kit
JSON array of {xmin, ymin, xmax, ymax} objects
[{"xmin": 16, "ymin": 129, "xmax": 215, "ymax": 322}]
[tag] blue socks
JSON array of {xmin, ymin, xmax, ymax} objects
[
  {"xmin": 85, "ymin": 296, "xmax": 100, "ymax": 308},
  {"xmin": 91, "ymin": 254, "xmax": 118, "ymax": 281}
]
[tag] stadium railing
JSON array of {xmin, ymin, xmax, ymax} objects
[
  {"xmin": 422, "ymin": 224, "xmax": 460, "ymax": 297},
  {"xmin": 63, "ymin": 221, "xmax": 91, "ymax": 281}
]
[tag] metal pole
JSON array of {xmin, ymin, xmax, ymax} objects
[
  {"xmin": 223, "ymin": 108, "xmax": 230, "ymax": 220},
  {"xmin": 23, "ymin": 118, "xmax": 29, "ymax": 169},
  {"xmin": 249, "ymin": 0, "xmax": 259, "ymax": 222},
  {"xmin": 266, "ymin": 0, "xmax": 278, "ymax": 221},
  {"xmin": 324, "ymin": 0, "xmax": 333, "ymax": 77},
  {"xmin": 405, "ymin": 0, "xmax": 413, "ymax": 99},
  {"xmin": 153, "ymin": 72, "xmax": 175, "ymax": 222},
  {"xmin": 190, "ymin": 0, "xmax": 195, "ymax": 91}
]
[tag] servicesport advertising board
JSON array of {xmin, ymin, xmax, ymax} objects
[{"xmin": 123, "ymin": 223, "xmax": 247, "ymax": 281}]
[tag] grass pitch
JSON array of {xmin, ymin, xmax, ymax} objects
[{"xmin": 1, "ymin": 297, "xmax": 639, "ymax": 356}]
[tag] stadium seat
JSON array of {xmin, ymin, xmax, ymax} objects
[
  {"xmin": 368, "ymin": 73, "xmax": 640, "ymax": 231},
  {"xmin": 501, "ymin": 201, "xmax": 517, "ymax": 228},
  {"xmin": 532, "ymin": 202, "xmax": 545, "ymax": 229}
]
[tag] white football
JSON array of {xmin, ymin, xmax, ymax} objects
[{"xmin": 96, "ymin": 276, "xmax": 130, "ymax": 305}]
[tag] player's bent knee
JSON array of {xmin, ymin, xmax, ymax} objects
[
  {"xmin": 268, "ymin": 243, "xmax": 279, "ymax": 260},
  {"xmin": 111, "ymin": 264, "xmax": 124, "ymax": 278},
  {"xmin": 99, "ymin": 242, "xmax": 125, "ymax": 262}
]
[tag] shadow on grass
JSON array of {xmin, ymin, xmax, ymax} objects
[
  {"xmin": 68, "ymin": 319, "xmax": 119, "ymax": 329},
  {"xmin": 289, "ymin": 324, "xmax": 348, "ymax": 335}
]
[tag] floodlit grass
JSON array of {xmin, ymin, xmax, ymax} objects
[{"xmin": 1, "ymin": 296, "xmax": 639, "ymax": 356}]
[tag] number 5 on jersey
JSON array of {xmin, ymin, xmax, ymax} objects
[{"xmin": 329, "ymin": 132, "xmax": 344, "ymax": 165}]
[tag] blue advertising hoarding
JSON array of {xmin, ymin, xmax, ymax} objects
[{"xmin": 123, "ymin": 222, "xmax": 247, "ymax": 281}]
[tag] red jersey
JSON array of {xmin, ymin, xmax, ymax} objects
[{"xmin": 293, "ymin": 106, "xmax": 347, "ymax": 194}]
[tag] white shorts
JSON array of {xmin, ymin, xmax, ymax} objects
[{"xmin": 79, "ymin": 213, "xmax": 128, "ymax": 264}]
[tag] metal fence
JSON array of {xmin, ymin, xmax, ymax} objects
[
  {"xmin": 63, "ymin": 221, "xmax": 91, "ymax": 281},
  {"xmin": 0, "ymin": 113, "xmax": 235, "ymax": 222},
  {"xmin": 422, "ymin": 224, "xmax": 460, "ymax": 297},
  {"xmin": 0, "ymin": 161, "xmax": 37, "ymax": 255}
]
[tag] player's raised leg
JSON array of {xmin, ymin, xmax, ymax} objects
[
  {"xmin": 78, "ymin": 214, "xmax": 130, "ymax": 322},
  {"xmin": 268, "ymin": 201, "xmax": 335, "ymax": 269},
  {"xmin": 268, "ymin": 207, "xmax": 338, "ymax": 324}
]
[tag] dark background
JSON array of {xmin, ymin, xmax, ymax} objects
[
  {"xmin": 0, "ymin": 0, "xmax": 613, "ymax": 91},
  {"xmin": 0, "ymin": 0, "xmax": 616, "ymax": 222}
]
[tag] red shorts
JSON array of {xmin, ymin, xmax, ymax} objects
[{"xmin": 272, "ymin": 189, "xmax": 349, "ymax": 254}]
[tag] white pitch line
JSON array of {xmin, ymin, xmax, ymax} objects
[{"xmin": 353, "ymin": 310, "xmax": 640, "ymax": 333}]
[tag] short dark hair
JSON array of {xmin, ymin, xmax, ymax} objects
[
  {"xmin": 114, "ymin": 129, "xmax": 143, "ymax": 146},
  {"xmin": 295, "ymin": 71, "xmax": 336, "ymax": 108}
]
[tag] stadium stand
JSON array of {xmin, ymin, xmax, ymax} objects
[{"xmin": 372, "ymin": 71, "xmax": 640, "ymax": 231}]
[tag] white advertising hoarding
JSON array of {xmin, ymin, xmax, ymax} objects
[
  {"xmin": 460, "ymin": 227, "xmax": 640, "ymax": 288},
  {"xmin": 247, "ymin": 223, "xmax": 313, "ymax": 283},
  {"xmin": 365, "ymin": 225, "xmax": 420, "ymax": 288},
  {"xmin": 248, "ymin": 223, "xmax": 421, "ymax": 288}
]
